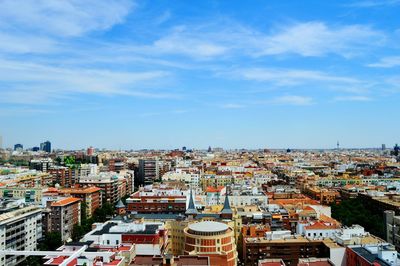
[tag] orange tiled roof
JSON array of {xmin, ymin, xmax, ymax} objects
[
  {"xmin": 206, "ymin": 186, "xmax": 225, "ymax": 193},
  {"xmin": 51, "ymin": 197, "xmax": 81, "ymax": 207},
  {"xmin": 320, "ymin": 214, "xmax": 340, "ymax": 225},
  {"xmin": 59, "ymin": 186, "xmax": 101, "ymax": 194},
  {"xmin": 304, "ymin": 221, "xmax": 338, "ymax": 230},
  {"xmin": 303, "ymin": 206, "xmax": 315, "ymax": 211},
  {"xmin": 46, "ymin": 187, "xmax": 59, "ymax": 192}
]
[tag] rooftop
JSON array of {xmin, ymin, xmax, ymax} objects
[
  {"xmin": 188, "ymin": 221, "xmax": 228, "ymax": 233},
  {"xmin": 51, "ymin": 197, "xmax": 81, "ymax": 207}
]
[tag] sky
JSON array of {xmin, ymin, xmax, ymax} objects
[{"xmin": 0, "ymin": 0, "xmax": 400, "ymax": 150}]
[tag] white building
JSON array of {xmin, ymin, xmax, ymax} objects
[{"xmin": 0, "ymin": 206, "xmax": 42, "ymax": 266}]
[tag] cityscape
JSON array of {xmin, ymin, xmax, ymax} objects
[
  {"xmin": 1, "ymin": 1, "xmax": 400, "ymax": 266},
  {"xmin": 1, "ymin": 143, "xmax": 400, "ymax": 266}
]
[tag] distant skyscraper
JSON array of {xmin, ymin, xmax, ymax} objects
[
  {"xmin": 394, "ymin": 144, "xmax": 400, "ymax": 156},
  {"xmin": 382, "ymin": 144, "xmax": 386, "ymax": 151},
  {"xmin": 32, "ymin": 147, "xmax": 40, "ymax": 152},
  {"xmin": 14, "ymin": 143, "xmax": 23, "ymax": 151},
  {"xmin": 40, "ymin": 140, "xmax": 51, "ymax": 153},
  {"xmin": 337, "ymin": 141, "xmax": 340, "ymax": 150}
]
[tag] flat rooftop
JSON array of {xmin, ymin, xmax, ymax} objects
[{"xmin": 188, "ymin": 221, "xmax": 228, "ymax": 233}]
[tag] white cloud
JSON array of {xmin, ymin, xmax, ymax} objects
[
  {"xmin": 152, "ymin": 28, "xmax": 228, "ymax": 59},
  {"xmin": 232, "ymin": 68, "xmax": 359, "ymax": 86},
  {"xmin": 0, "ymin": 0, "xmax": 134, "ymax": 37},
  {"xmin": 0, "ymin": 59, "xmax": 176, "ymax": 104},
  {"xmin": 272, "ymin": 95, "xmax": 313, "ymax": 106},
  {"xmin": 144, "ymin": 21, "xmax": 383, "ymax": 59},
  {"xmin": 220, "ymin": 103, "xmax": 246, "ymax": 109},
  {"xmin": 348, "ymin": 0, "xmax": 400, "ymax": 7},
  {"xmin": 334, "ymin": 95, "xmax": 372, "ymax": 101},
  {"xmin": 367, "ymin": 56, "xmax": 400, "ymax": 68},
  {"xmin": 257, "ymin": 22, "xmax": 383, "ymax": 57},
  {"xmin": 0, "ymin": 32, "xmax": 56, "ymax": 54}
]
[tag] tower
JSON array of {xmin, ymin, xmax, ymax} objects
[
  {"xmin": 220, "ymin": 194, "xmax": 233, "ymax": 219},
  {"xmin": 115, "ymin": 199, "xmax": 126, "ymax": 215},
  {"xmin": 337, "ymin": 141, "xmax": 340, "ymax": 150},
  {"xmin": 185, "ymin": 189, "xmax": 198, "ymax": 217}
]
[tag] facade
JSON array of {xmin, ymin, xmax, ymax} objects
[
  {"xmin": 242, "ymin": 233, "xmax": 330, "ymax": 266},
  {"xmin": 0, "ymin": 206, "xmax": 43, "ymax": 266},
  {"xmin": 346, "ymin": 244, "xmax": 399, "ymax": 266},
  {"xmin": 78, "ymin": 172, "xmax": 120, "ymax": 204},
  {"xmin": 48, "ymin": 166, "xmax": 72, "ymax": 187},
  {"xmin": 57, "ymin": 186, "xmax": 102, "ymax": 218},
  {"xmin": 184, "ymin": 221, "xmax": 238, "ymax": 266},
  {"xmin": 109, "ymin": 158, "xmax": 126, "ymax": 173},
  {"xmin": 0, "ymin": 187, "xmax": 43, "ymax": 204},
  {"xmin": 82, "ymin": 220, "xmax": 168, "ymax": 256},
  {"xmin": 50, "ymin": 197, "xmax": 81, "ymax": 242},
  {"xmin": 29, "ymin": 158, "xmax": 53, "ymax": 172},
  {"xmin": 384, "ymin": 210, "xmax": 400, "ymax": 251},
  {"xmin": 138, "ymin": 159, "xmax": 159, "ymax": 185},
  {"xmin": 126, "ymin": 188, "xmax": 187, "ymax": 214}
]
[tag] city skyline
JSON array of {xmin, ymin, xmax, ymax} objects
[{"xmin": 1, "ymin": 0, "xmax": 400, "ymax": 149}]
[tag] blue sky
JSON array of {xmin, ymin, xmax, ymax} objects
[{"xmin": 0, "ymin": 0, "xmax": 400, "ymax": 150}]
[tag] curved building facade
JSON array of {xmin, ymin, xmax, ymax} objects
[{"xmin": 184, "ymin": 221, "xmax": 237, "ymax": 266}]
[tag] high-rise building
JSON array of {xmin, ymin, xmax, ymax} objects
[
  {"xmin": 29, "ymin": 158, "xmax": 53, "ymax": 172},
  {"xmin": 138, "ymin": 159, "xmax": 159, "ymax": 185},
  {"xmin": 57, "ymin": 187, "xmax": 102, "ymax": 219},
  {"xmin": 49, "ymin": 197, "xmax": 81, "ymax": 242},
  {"xmin": 40, "ymin": 140, "xmax": 51, "ymax": 153},
  {"xmin": 13, "ymin": 143, "xmax": 23, "ymax": 151},
  {"xmin": 109, "ymin": 158, "xmax": 126, "ymax": 173}
]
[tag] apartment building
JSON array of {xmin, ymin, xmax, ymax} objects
[
  {"xmin": 78, "ymin": 172, "xmax": 120, "ymax": 205},
  {"xmin": 0, "ymin": 206, "xmax": 43, "ymax": 266},
  {"xmin": 57, "ymin": 186, "xmax": 101, "ymax": 218},
  {"xmin": 50, "ymin": 197, "xmax": 81, "ymax": 242}
]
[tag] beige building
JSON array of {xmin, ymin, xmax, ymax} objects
[{"xmin": 184, "ymin": 221, "xmax": 237, "ymax": 266}]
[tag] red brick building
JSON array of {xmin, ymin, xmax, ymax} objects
[
  {"xmin": 126, "ymin": 190, "xmax": 187, "ymax": 214},
  {"xmin": 58, "ymin": 186, "xmax": 101, "ymax": 218},
  {"xmin": 48, "ymin": 166, "xmax": 72, "ymax": 187},
  {"xmin": 50, "ymin": 197, "xmax": 81, "ymax": 242}
]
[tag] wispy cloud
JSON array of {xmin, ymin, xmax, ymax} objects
[
  {"xmin": 334, "ymin": 95, "xmax": 372, "ymax": 101},
  {"xmin": 271, "ymin": 95, "xmax": 314, "ymax": 106},
  {"xmin": 151, "ymin": 26, "xmax": 228, "ymax": 59},
  {"xmin": 137, "ymin": 109, "xmax": 189, "ymax": 117},
  {"xmin": 256, "ymin": 22, "xmax": 384, "ymax": 57},
  {"xmin": 0, "ymin": 59, "xmax": 177, "ymax": 104},
  {"xmin": 230, "ymin": 67, "xmax": 359, "ymax": 86},
  {"xmin": 0, "ymin": 107, "xmax": 53, "ymax": 116},
  {"xmin": 220, "ymin": 103, "xmax": 246, "ymax": 109},
  {"xmin": 0, "ymin": 0, "xmax": 134, "ymax": 37},
  {"xmin": 367, "ymin": 56, "xmax": 400, "ymax": 68},
  {"xmin": 348, "ymin": 0, "xmax": 400, "ymax": 8}
]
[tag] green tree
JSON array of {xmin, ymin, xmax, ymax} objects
[
  {"xmin": 38, "ymin": 232, "xmax": 62, "ymax": 251},
  {"xmin": 331, "ymin": 198, "xmax": 384, "ymax": 238}
]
